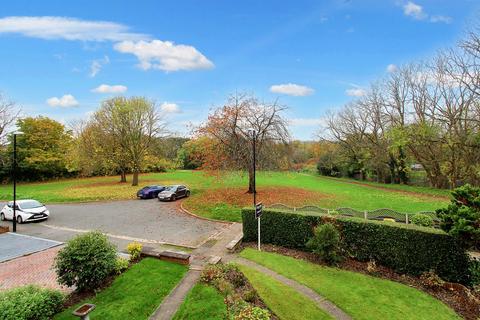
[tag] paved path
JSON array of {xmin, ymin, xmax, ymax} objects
[
  {"xmin": 0, "ymin": 246, "xmax": 70, "ymax": 292},
  {"xmin": 0, "ymin": 200, "xmax": 230, "ymax": 250},
  {"xmin": 234, "ymin": 257, "xmax": 352, "ymax": 320},
  {"xmin": 150, "ymin": 222, "xmax": 243, "ymax": 320}
]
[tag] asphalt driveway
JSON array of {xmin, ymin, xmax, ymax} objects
[{"xmin": 0, "ymin": 200, "xmax": 229, "ymax": 250}]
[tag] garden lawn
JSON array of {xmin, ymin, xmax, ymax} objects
[
  {"xmin": 240, "ymin": 248, "xmax": 460, "ymax": 320},
  {"xmin": 0, "ymin": 170, "xmax": 450, "ymax": 222},
  {"xmin": 54, "ymin": 258, "xmax": 187, "ymax": 320},
  {"xmin": 238, "ymin": 264, "xmax": 333, "ymax": 320},
  {"xmin": 172, "ymin": 283, "xmax": 226, "ymax": 320}
]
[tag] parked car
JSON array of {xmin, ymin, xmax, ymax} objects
[
  {"xmin": 0, "ymin": 200, "xmax": 50, "ymax": 224},
  {"xmin": 158, "ymin": 185, "xmax": 190, "ymax": 201},
  {"xmin": 137, "ymin": 185, "xmax": 166, "ymax": 199}
]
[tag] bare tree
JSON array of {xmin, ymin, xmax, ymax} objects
[{"xmin": 0, "ymin": 93, "xmax": 20, "ymax": 144}]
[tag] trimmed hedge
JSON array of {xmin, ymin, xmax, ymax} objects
[{"xmin": 242, "ymin": 208, "xmax": 473, "ymax": 285}]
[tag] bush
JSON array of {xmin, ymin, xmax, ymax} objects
[
  {"xmin": 127, "ymin": 241, "xmax": 143, "ymax": 261},
  {"xmin": 420, "ymin": 271, "xmax": 445, "ymax": 289},
  {"xmin": 55, "ymin": 231, "xmax": 117, "ymax": 291},
  {"xmin": 114, "ymin": 257, "xmax": 130, "ymax": 275},
  {"xmin": 306, "ymin": 223, "xmax": 342, "ymax": 264},
  {"xmin": 410, "ymin": 213, "xmax": 434, "ymax": 227},
  {"xmin": 0, "ymin": 285, "xmax": 64, "ymax": 320},
  {"xmin": 436, "ymin": 184, "xmax": 480, "ymax": 249},
  {"xmin": 242, "ymin": 208, "xmax": 474, "ymax": 285},
  {"xmin": 234, "ymin": 305, "xmax": 270, "ymax": 320}
]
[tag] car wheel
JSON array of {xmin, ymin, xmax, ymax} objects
[
  {"xmin": 171, "ymin": 195, "xmax": 176, "ymax": 201},
  {"xmin": 186, "ymin": 191, "xmax": 190, "ymax": 197},
  {"xmin": 0, "ymin": 213, "xmax": 5, "ymax": 221},
  {"xmin": 16, "ymin": 215, "xmax": 23, "ymax": 224}
]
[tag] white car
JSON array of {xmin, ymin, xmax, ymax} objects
[{"xmin": 0, "ymin": 200, "xmax": 50, "ymax": 224}]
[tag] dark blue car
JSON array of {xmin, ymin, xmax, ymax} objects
[{"xmin": 136, "ymin": 185, "xmax": 166, "ymax": 199}]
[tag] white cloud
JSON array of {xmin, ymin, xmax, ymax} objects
[
  {"xmin": 269, "ymin": 83, "xmax": 314, "ymax": 96},
  {"xmin": 403, "ymin": 1, "xmax": 426, "ymax": 20},
  {"xmin": 160, "ymin": 102, "xmax": 181, "ymax": 113},
  {"xmin": 430, "ymin": 15, "xmax": 452, "ymax": 24},
  {"xmin": 89, "ymin": 55, "xmax": 109, "ymax": 77},
  {"xmin": 91, "ymin": 84, "xmax": 127, "ymax": 94},
  {"xmin": 0, "ymin": 16, "xmax": 148, "ymax": 41},
  {"xmin": 46, "ymin": 94, "xmax": 79, "ymax": 108},
  {"xmin": 386, "ymin": 64, "xmax": 398, "ymax": 73},
  {"xmin": 345, "ymin": 88, "xmax": 367, "ymax": 97},
  {"xmin": 402, "ymin": 2, "xmax": 452, "ymax": 24},
  {"xmin": 114, "ymin": 40, "xmax": 214, "ymax": 72},
  {"xmin": 289, "ymin": 118, "xmax": 326, "ymax": 127}
]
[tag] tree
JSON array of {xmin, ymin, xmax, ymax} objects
[
  {"xmin": 93, "ymin": 97, "xmax": 166, "ymax": 186},
  {"xmin": 197, "ymin": 93, "xmax": 290, "ymax": 193},
  {"xmin": 436, "ymin": 184, "xmax": 480, "ymax": 249},
  {"xmin": 0, "ymin": 93, "xmax": 19, "ymax": 144},
  {"xmin": 13, "ymin": 117, "xmax": 73, "ymax": 180}
]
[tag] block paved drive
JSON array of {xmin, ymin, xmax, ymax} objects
[{"xmin": 0, "ymin": 246, "xmax": 70, "ymax": 292}]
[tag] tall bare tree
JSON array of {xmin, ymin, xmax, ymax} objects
[{"xmin": 0, "ymin": 93, "xmax": 20, "ymax": 144}]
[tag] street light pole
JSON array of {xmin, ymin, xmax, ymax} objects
[
  {"xmin": 12, "ymin": 133, "xmax": 17, "ymax": 232},
  {"xmin": 249, "ymin": 129, "xmax": 260, "ymax": 251}
]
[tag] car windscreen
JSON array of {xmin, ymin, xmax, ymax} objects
[
  {"xmin": 164, "ymin": 186, "xmax": 177, "ymax": 191},
  {"xmin": 20, "ymin": 200, "xmax": 43, "ymax": 209}
]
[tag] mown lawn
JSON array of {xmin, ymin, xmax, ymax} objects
[
  {"xmin": 54, "ymin": 258, "xmax": 187, "ymax": 320},
  {"xmin": 240, "ymin": 248, "xmax": 460, "ymax": 320},
  {"xmin": 238, "ymin": 264, "xmax": 333, "ymax": 320},
  {"xmin": 0, "ymin": 170, "xmax": 450, "ymax": 222},
  {"xmin": 172, "ymin": 283, "xmax": 226, "ymax": 320}
]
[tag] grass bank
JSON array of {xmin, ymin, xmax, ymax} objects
[{"xmin": 240, "ymin": 248, "xmax": 459, "ymax": 320}]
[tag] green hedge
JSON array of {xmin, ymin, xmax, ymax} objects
[{"xmin": 242, "ymin": 208, "xmax": 473, "ymax": 285}]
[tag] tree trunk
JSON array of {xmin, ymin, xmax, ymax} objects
[
  {"xmin": 397, "ymin": 147, "xmax": 408, "ymax": 184},
  {"xmin": 248, "ymin": 168, "xmax": 255, "ymax": 194},
  {"xmin": 132, "ymin": 170, "xmax": 139, "ymax": 186},
  {"xmin": 120, "ymin": 170, "xmax": 127, "ymax": 183}
]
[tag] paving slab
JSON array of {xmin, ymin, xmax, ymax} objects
[{"xmin": 0, "ymin": 233, "xmax": 62, "ymax": 263}]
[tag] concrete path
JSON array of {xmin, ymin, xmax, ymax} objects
[
  {"xmin": 149, "ymin": 222, "xmax": 243, "ymax": 320},
  {"xmin": 0, "ymin": 232, "xmax": 62, "ymax": 263},
  {"xmin": 234, "ymin": 257, "xmax": 352, "ymax": 320}
]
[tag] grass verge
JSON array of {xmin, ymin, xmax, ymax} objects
[
  {"xmin": 240, "ymin": 248, "xmax": 460, "ymax": 320},
  {"xmin": 172, "ymin": 283, "xmax": 226, "ymax": 320},
  {"xmin": 54, "ymin": 258, "xmax": 187, "ymax": 320},
  {"xmin": 238, "ymin": 264, "xmax": 333, "ymax": 320}
]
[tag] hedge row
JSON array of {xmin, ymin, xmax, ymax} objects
[{"xmin": 242, "ymin": 208, "xmax": 473, "ymax": 285}]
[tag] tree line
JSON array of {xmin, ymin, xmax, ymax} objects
[{"xmin": 321, "ymin": 27, "xmax": 480, "ymax": 189}]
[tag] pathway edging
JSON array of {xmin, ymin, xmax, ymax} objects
[{"xmin": 235, "ymin": 257, "xmax": 352, "ymax": 320}]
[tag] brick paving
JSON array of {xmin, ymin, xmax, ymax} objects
[{"xmin": 0, "ymin": 246, "xmax": 71, "ymax": 292}]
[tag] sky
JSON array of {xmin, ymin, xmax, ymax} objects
[{"xmin": 0, "ymin": 0, "xmax": 478, "ymax": 140}]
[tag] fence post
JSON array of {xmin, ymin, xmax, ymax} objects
[
  {"xmin": 364, "ymin": 211, "xmax": 368, "ymax": 220},
  {"xmin": 327, "ymin": 209, "xmax": 330, "ymax": 215},
  {"xmin": 405, "ymin": 214, "xmax": 409, "ymax": 225},
  {"xmin": 294, "ymin": 207, "xmax": 296, "ymax": 212}
]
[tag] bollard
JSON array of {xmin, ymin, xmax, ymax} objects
[{"xmin": 72, "ymin": 304, "xmax": 96, "ymax": 320}]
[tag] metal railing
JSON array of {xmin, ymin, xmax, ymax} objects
[{"xmin": 266, "ymin": 203, "xmax": 439, "ymax": 225}]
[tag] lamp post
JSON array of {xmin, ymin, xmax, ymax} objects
[
  {"xmin": 248, "ymin": 129, "xmax": 260, "ymax": 251},
  {"xmin": 12, "ymin": 131, "xmax": 23, "ymax": 233}
]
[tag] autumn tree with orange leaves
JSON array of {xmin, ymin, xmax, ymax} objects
[{"xmin": 197, "ymin": 93, "xmax": 290, "ymax": 193}]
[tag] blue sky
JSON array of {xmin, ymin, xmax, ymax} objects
[{"xmin": 0, "ymin": 0, "xmax": 478, "ymax": 140}]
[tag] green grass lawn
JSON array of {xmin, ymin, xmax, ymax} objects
[
  {"xmin": 54, "ymin": 258, "xmax": 187, "ymax": 320},
  {"xmin": 238, "ymin": 264, "xmax": 333, "ymax": 320},
  {"xmin": 0, "ymin": 170, "xmax": 451, "ymax": 222},
  {"xmin": 240, "ymin": 248, "xmax": 460, "ymax": 320},
  {"xmin": 172, "ymin": 283, "xmax": 226, "ymax": 320}
]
